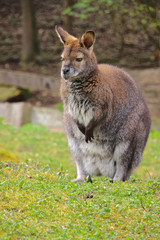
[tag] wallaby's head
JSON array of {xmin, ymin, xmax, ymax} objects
[{"xmin": 55, "ymin": 26, "xmax": 97, "ymax": 81}]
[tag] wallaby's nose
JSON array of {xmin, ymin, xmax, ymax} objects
[{"xmin": 63, "ymin": 67, "xmax": 70, "ymax": 75}]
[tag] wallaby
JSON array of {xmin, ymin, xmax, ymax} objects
[{"xmin": 55, "ymin": 26, "xmax": 151, "ymax": 182}]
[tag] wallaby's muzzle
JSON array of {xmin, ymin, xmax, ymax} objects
[{"xmin": 61, "ymin": 66, "xmax": 71, "ymax": 79}]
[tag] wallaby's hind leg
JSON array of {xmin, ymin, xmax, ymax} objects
[
  {"xmin": 67, "ymin": 136, "xmax": 88, "ymax": 183},
  {"xmin": 126, "ymin": 117, "xmax": 150, "ymax": 180},
  {"xmin": 113, "ymin": 142, "xmax": 142, "ymax": 182},
  {"xmin": 71, "ymin": 153, "xmax": 88, "ymax": 183},
  {"xmin": 113, "ymin": 142, "xmax": 130, "ymax": 181},
  {"xmin": 113, "ymin": 163, "xmax": 128, "ymax": 181},
  {"xmin": 71, "ymin": 159, "xmax": 88, "ymax": 183},
  {"xmin": 125, "ymin": 151, "xmax": 142, "ymax": 181},
  {"xmin": 113, "ymin": 119, "xmax": 150, "ymax": 181}
]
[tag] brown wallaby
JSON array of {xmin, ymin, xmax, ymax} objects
[{"xmin": 55, "ymin": 26, "xmax": 151, "ymax": 182}]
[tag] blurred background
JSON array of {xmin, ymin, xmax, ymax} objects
[{"xmin": 0, "ymin": 0, "xmax": 160, "ymax": 129}]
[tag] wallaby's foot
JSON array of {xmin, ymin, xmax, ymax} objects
[
  {"xmin": 87, "ymin": 175, "xmax": 93, "ymax": 183},
  {"xmin": 71, "ymin": 178, "xmax": 85, "ymax": 183},
  {"xmin": 112, "ymin": 176, "xmax": 128, "ymax": 182}
]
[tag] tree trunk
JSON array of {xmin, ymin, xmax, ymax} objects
[
  {"xmin": 63, "ymin": 0, "xmax": 75, "ymax": 34},
  {"xmin": 21, "ymin": 0, "xmax": 39, "ymax": 63}
]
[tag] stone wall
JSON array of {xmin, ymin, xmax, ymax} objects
[{"xmin": 0, "ymin": 102, "xmax": 63, "ymax": 129}]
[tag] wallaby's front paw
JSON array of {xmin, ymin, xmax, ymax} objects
[
  {"xmin": 77, "ymin": 122, "xmax": 85, "ymax": 135},
  {"xmin": 71, "ymin": 178, "xmax": 85, "ymax": 183},
  {"xmin": 85, "ymin": 128, "xmax": 94, "ymax": 143}
]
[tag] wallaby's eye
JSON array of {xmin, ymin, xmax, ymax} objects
[
  {"xmin": 76, "ymin": 58, "xmax": 83, "ymax": 62},
  {"xmin": 61, "ymin": 57, "xmax": 64, "ymax": 61}
]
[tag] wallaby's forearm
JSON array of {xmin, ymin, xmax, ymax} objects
[{"xmin": 77, "ymin": 104, "xmax": 112, "ymax": 142}]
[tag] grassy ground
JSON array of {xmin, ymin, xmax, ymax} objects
[{"xmin": 0, "ymin": 119, "xmax": 160, "ymax": 239}]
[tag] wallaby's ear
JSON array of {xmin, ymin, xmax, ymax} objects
[
  {"xmin": 55, "ymin": 26, "xmax": 76, "ymax": 44},
  {"xmin": 80, "ymin": 31, "xmax": 95, "ymax": 49}
]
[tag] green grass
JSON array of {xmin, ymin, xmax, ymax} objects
[
  {"xmin": 0, "ymin": 119, "xmax": 160, "ymax": 239},
  {"xmin": 55, "ymin": 102, "xmax": 64, "ymax": 112}
]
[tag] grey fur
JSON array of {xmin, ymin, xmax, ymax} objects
[{"xmin": 56, "ymin": 27, "xmax": 151, "ymax": 182}]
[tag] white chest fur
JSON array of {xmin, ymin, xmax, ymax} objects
[{"xmin": 68, "ymin": 94, "xmax": 93, "ymax": 127}]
